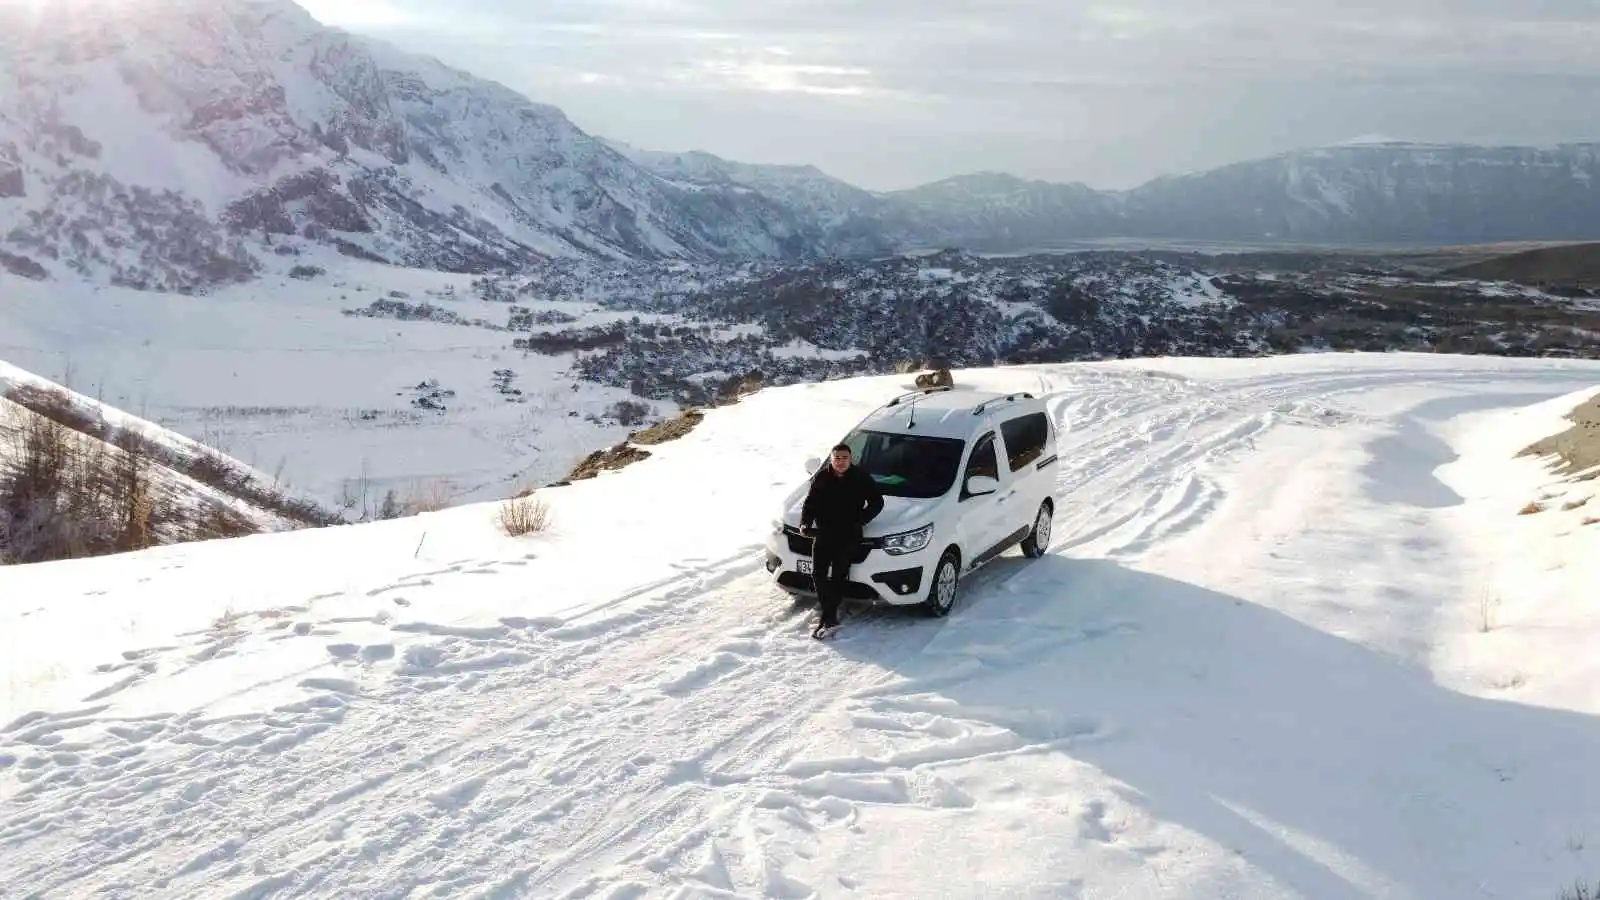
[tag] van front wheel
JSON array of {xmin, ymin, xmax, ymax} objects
[{"xmin": 922, "ymin": 549, "xmax": 960, "ymax": 618}]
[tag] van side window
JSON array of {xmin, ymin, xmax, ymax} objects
[
  {"xmin": 1000, "ymin": 412, "xmax": 1049, "ymax": 471},
  {"xmin": 962, "ymin": 433, "xmax": 999, "ymax": 498}
]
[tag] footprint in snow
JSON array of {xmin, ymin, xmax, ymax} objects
[
  {"xmin": 656, "ymin": 647, "xmax": 758, "ymax": 697},
  {"xmin": 360, "ymin": 644, "xmax": 396, "ymax": 662},
  {"xmin": 1077, "ymin": 800, "xmax": 1114, "ymax": 843}
]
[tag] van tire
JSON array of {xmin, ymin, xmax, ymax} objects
[
  {"xmin": 1020, "ymin": 500, "xmax": 1053, "ymax": 559},
  {"xmin": 922, "ymin": 549, "xmax": 961, "ymax": 618}
]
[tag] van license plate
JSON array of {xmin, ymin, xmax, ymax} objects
[{"xmin": 797, "ymin": 560, "xmax": 812, "ymax": 575}]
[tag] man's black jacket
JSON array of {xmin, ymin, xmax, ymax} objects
[{"xmin": 801, "ymin": 464, "xmax": 885, "ymax": 542}]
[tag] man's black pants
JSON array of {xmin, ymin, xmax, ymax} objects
[{"xmin": 811, "ymin": 534, "xmax": 857, "ymax": 627}]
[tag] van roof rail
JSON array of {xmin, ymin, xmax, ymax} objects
[
  {"xmin": 972, "ymin": 392, "xmax": 1035, "ymax": 416},
  {"xmin": 884, "ymin": 385, "xmax": 953, "ymax": 408}
]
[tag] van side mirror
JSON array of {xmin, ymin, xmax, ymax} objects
[
  {"xmin": 965, "ymin": 475, "xmax": 999, "ymax": 496},
  {"xmin": 804, "ymin": 456, "xmax": 822, "ymax": 475}
]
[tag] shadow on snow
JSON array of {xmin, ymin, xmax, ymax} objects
[{"xmin": 824, "ymin": 553, "xmax": 1600, "ymax": 898}]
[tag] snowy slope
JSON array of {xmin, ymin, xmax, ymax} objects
[
  {"xmin": 4, "ymin": 352, "xmax": 1600, "ymax": 898},
  {"xmin": 1431, "ymin": 387, "xmax": 1600, "ymax": 713},
  {"xmin": 0, "ymin": 359, "xmax": 309, "ymax": 545}
]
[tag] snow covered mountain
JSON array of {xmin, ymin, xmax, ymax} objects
[
  {"xmin": 603, "ymin": 139, "xmax": 888, "ymax": 233},
  {"xmin": 3, "ymin": 0, "xmax": 1599, "ymax": 296},
  {"xmin": 572, "ymin": 139, "xmax": 1600, "ymax": 252},
  {"xmin": 4, "ymin": 354, "xmax": 1600, "ymax": 896},
  {"xmin": 888, "ymin": 142, "xmax": 1600, "ymax": 250},
  {"xmin": 0, "ymin": 0, "xmax": 876, "ymax": 293},
  {"xmin": 1123, "ymin": 141, "xmax": 1600, "ymax": 245}
]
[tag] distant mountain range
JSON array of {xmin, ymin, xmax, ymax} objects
[{"xmin": 3, "ymin": 0, "xmax": 1599, "ymax": 293}]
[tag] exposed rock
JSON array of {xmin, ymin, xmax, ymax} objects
[
  {"xmin": 630, "ymin": 410, "xmax": 705, "ymax": 446},
  {"xmin": 565, "ymin": 443, "xmax": 653, "ymax": 482},
  {"xmin": 0, "ymin": 249, "xmax": 47, "ymax": 279},
  {"xmin": 1519, "ymin": 394, "xmax": 1600, "ymax": 476}
]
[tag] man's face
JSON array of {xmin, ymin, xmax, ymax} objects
[{"xmin": 830, "ymin": 449, "xmax": 851, "ymax": 473}]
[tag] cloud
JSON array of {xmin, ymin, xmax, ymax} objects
[{"xmin": 297, "ymin": 0, "xmax": 1600, "ymax": 190}]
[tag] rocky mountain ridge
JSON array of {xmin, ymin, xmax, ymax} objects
[
  {"xmin": 0, "ymin": 0, "xmax": 888, "ymax": 293},
  {"xmin": 2, "ymin": 0, "xmax": 1598, "ymax": 295}
]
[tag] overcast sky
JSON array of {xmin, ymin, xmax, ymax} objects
[{"xmin": 295, "ymin": 0, "xmax": 1600, "ymax": 192}]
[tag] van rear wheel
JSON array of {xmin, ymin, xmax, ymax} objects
[
  {"xmin": 922, "ymin": 549, "xmax": 960, "ymax": 618},
  {"xmin": 1020, "ymin": 500, "xmax": 1053, "ymax": 559}
]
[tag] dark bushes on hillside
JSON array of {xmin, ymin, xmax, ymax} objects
[
  {"xmin": 3, "ymin": 384, "xmax": 340, "ymax": 529},
  {"xmin": 0, "ymin": 402, "xmax": 257, "ymax": 564}
]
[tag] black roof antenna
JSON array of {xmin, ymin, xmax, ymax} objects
[{"xmin": 906, "ymin": 392, "xmax": 921, "ymax": 428}]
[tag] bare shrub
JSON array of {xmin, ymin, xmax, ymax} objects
[
  {"xmin": 377, "ymin": 488, "xmax": 403, "ymax": 520},
  {"xmin": 1563, "ymin": 497, "xmax": 1590, "ymax": 511},
  {"xmin": 188, "ymin": 502, "xmax": 259, "ymax": 543},
  {"xmin": 1561, "ymin": 881, "xmax": 1599, "ymax": 900},
  {"xmin": 111, "ymin": 432, "xmax": 154, "ymax": 554},
  {"xmin": 1519, "ymin": 500, "xmax": 1545, "ymax": 515},
  {"xmin": 403, "ymin": 479, "xmax": 455, "ymax": 515},
  {"xmin": 499, "ymin": 491, "xmax": 550, "ymax": 537},
  {"xmin": 1478, "ymin": 588, "xmax": 1499, "ymax": 634},
  {"xmin": 1, "ymin": 406, "xmax": 162, "ymax": 563},
  {"xmin": 606, "ymin": 399, "xmax": 652, "ymax": 427}
]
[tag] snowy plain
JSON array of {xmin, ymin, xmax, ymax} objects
[
  {"xmin": 0, "ymin": 253, "xmax": 674, "ymax": 512},
  {"xmin": 2, "ymin": 351, "xmax": 1600, "ymax": 899}
]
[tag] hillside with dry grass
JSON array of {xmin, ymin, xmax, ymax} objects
[
  {"xmin": 0, "ymin": 363, "xmax": 339, "ymax": 565},
  {"xmin": 1449, "ymin": 243, "xmax": 1600, "ymax": 294}
]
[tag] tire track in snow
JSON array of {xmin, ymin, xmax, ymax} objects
[
  {"xmin": 7, "ymin": 360, "xmax": 1588, "ymax": 897},
  {"xmin": 0, "ymin": 550, "xmax": 775, "ymax": 895},
  {"xmin": 226, "ymin": 585, "xmax": 896, "ymax": 898},
  {"xmin": 1037, "ymin": 365, "xmax": 1572, "ymax": 561}
]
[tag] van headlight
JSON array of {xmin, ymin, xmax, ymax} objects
[{"xmin": 879, "ymin": 524, "xmax": 933, "ymax": 556}]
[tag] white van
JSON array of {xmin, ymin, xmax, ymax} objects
[{"xmin": 764, "ymin": 386, "xmax": 1059, "ymax": 617}]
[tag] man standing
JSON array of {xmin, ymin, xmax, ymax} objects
[{"xmin": 800, "ymin": 443, "xmax": 885, "ymax": 638}]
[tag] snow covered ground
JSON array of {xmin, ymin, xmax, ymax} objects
[
  {"xmin": 0, "ymin": 253, "xmax": 679, "ymax": 512},
  {"xmin": 3, "ymin": 351, "xmax": 1600, "ymax": 898}
]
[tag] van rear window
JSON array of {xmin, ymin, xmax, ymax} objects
[{"xmin": 1000, "ymin": 412, "xmax": 1050, "ymax": 471}]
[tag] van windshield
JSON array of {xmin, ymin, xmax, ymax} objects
[{"xmin": 841, "ymin": 429, "xmax": 967, "ymax": 499}]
